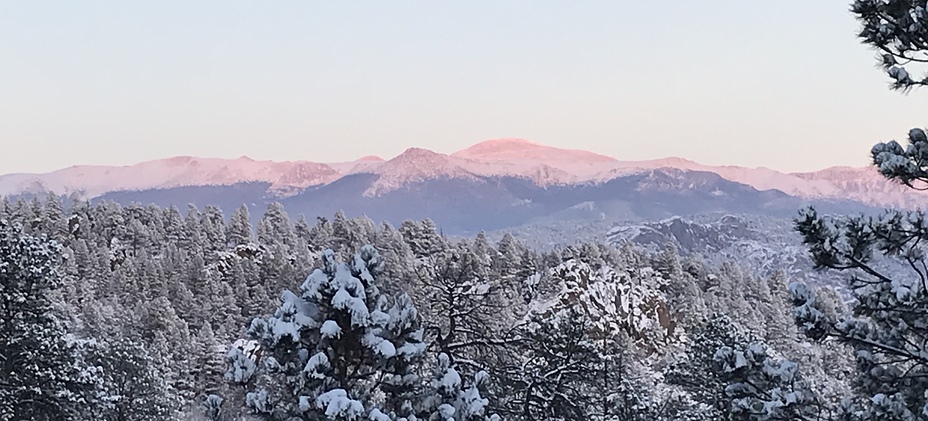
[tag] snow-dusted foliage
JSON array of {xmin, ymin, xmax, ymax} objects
[
  {"xmin": 504, "ymin": 302, "xmax": 660, "ymax": 421},
  {"xmin": 852, "ymin": 0, "xmax": 928, "ymax": 91},
  {"xmin": 414, "ymin": 240, "xmax": 518, "ymax": 364},
  {"xmin": 0, "ymin": 220, "xmax": 100, "ymax": 420},
  {"xmin": 0, "ymin": 194, "xmax": 876, "ymax": 419},
  {"xmin": 203, "ymin": 394, "xmax": 225, "ymax": 421},
  {"xmin": 225, "ymin": 346, "xmax": 258, "ymax": 385},
  {"xmin": 86, "ymin": 338, "xmax": 176, "ymax": 420},
  {"xmin": 795, "ymin": 206, "xmax": 928, "ymax": 417},
  {"xmin": 665, "ymin": 314, "xmax": 752, "ymax": 420},
  {"xmin": 419, "ymin": 353, "xmax": 499, "ymax": 421},
  {"xmin": 790, "ymin": 19, "xmax": 928, "ymax": 418},
  {"xmin": 240, "ymin": 246, "xmax": 430, "ymax": 419},
  {"xmin": 714, "ymin": 342, "xmax": 819, "ymax": 420},
  {"xmin": 504, "ymin": 304, "xmax": 603, "ymax": 420},
  {"xmin": 401, "ymin": 219, "xmax": 445, "ymax": 259},
  {"xmin": 871, "ymin": 128, "xmax": 928, "ymax": 189}
]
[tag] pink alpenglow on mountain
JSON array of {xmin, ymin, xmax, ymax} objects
[
  {"xmin": 364, "ymin": 148, "xmax": 478, "ymax": 196},
  {"xmin": 327, "ymin": 155, "xmax": 387, "ymax": 175},
  {"xmin": 0, "ymin": 138, "xmax": 924, "ymax": 208},
  {"xmin": 0, "ymin": 156, "xmax": 341, "ymax": 198},
  {"xmin": 453, "ymin": 138, "xmax": 614, "ymax": 163},
  {"xmin": 452, "ymin": 138, "xmax": 618, "ymax": 180}
]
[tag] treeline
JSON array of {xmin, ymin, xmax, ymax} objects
[{"xmin": 0, "ymin": 196, "xmax": 855, "ymax": 420}]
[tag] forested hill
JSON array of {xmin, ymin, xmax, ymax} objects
[{"xmin": 0, "ymin": 196, "xmax": 854, "ymax": 420}]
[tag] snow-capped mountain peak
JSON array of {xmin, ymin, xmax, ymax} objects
[
  {"xmin": 0, "ymin": 156, "xmax": 342, "ymax": 198},
  {"xmin": 453, "ymin": 138, "xmax": 546, "ymax": 157},
  {"xmin": 1, "ymin": 138, "xmax": 926, "ymax": 209},
  {"xmin": 362, "ymin": 148, "xmax": 477, "ymax": 196},
  {"xmin": 454, "ymin": 138, "xmax": 616, "ymax": 163},
  {"xmin": 452, "ymin": 138, "xmax": 619, "ymax": 181},
  {"xmin": 357, "ymin": 155, "xmax": 385, "ymax": 162}
]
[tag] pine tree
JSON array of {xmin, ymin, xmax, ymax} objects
[
  {"xmin": 400, "ymin": 219, "xmax": 444, "ymax": 259},
  {"xmin": 201, "ymin": 205, "xmax": 227, "ymax": 256},
  {"xmin": 419, "ymin": 353, "xmax": 500, "ymax": 421},
  {"xmin": 191, "ymin": 324, "xmax": 227, "ymax": 398},
  {"xmin": 138, "ymin": 296, "xmax": 195, "ymax": 405},
  {"xmin": 241, "ymin": 257, "xmax": 271, "ymax": 319},
  {"xmin": 93, "ymin": 201, "xmax": 128, "ymax": 247},
  {"xmin": 852, "ymin": 0, "xmax": 928, "ymax": 91},
  {"xmin": 789, "ymin": 5, "xmax": 928, "ymax": 414},
  {"xmin": 256, "ymin": 202, "xmax": 294, "ymax": 251},
  {"xmin": 329, "ymin": 210, "xmax": 360, "ymax": 255},
  {"xmin": 372, "ymin": 221, "xmax": 415, "ymax": 294},
  {"xmin": 762, "ymin": 271, "xmax": 796, "ymax": 352},
  {"xmin": 657, "ymin": 244, "xmax": 707, "ymax": 329},
  {"xmin": 416, "ymin": 243, "xmax": 512, "ymax": 364},
  {"xmin": 665, "ymin": 314, "xmax": 751, "ymax": 420},
  {"xmin": 86, "ymin": 338, "xmax": 175, "ymax": 421},
  {"xmin": 40, "ymin": 194, "xmax": 68, "ymax": 242},
  {"xmin": 0, "ymin": 196, "xmax": 10, "ymax": 221},
  {"xmin": 241, "ymin": 246, "xmax": 428, "ymax": 420},
  {"xmin": 503, "ymin": 306, "xmax": 600, "ymax": 420},
  {"xmin": 714, "ymin": 342, "xmax": 819, "ymax": 420},
  {"xmin": 0, "ymin": 220, "xmax": 100, "ymax": 420},
  {"xmin": 183, "ymin": 204, "xmax": 206, "ymax": 254},
  {"xmin": 226, "ymin": 204, "xmax": 253, "ymax": 248}
]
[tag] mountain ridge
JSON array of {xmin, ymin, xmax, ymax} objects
[{"xmin": 1, "ymin": 138, "xmax": 922, "ymax": 209}]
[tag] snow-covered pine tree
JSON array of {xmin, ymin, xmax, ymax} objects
[
  {"xmin": 200, "ymin": 205, "xmax": 227, "ymax": 256},
  {"xmin": 502, "ymin": 256, "xmax": 652, "ymax": 418},
  {"xmin": 852, "ymin": 0, "xmax": 928, "ymax": 91},
  {"xmin": 183, "ymin": 205, "xmax": 207, "ymax": 254},
  {"xmin": 665, "ymin": 314, "xmax": 751, "ymax": 420},
  {"xmin": 9, "ymin": 197, "xmax": 38, "ymax": 234},
  {"xmin": 238, "ymin": 245, "xmax": 429, "ymax": 420},
  {"xmin": 503, "ymin": 301, "xmax": 658, "ymax": 421},
  {"xmin": 256, "ymin": 202, "xmax": 295, "ymax": 251},
  {"xmin": 788, "ymin": 3, "xmax": 928, "ymax": 416},
  {"xmin": 762, "ymin": 271, "xmax": 796, "ymax": 352},
  {"xmin": 85, "ymin": 338, "xmax": 175, "ymax": 421},
  {"xmin": 400, "ymin": 219, "xmax": 445, "ymax": 259},
  {"xmin": 714, "ymin": 342, "xmax": 819, "ymax": 420},
  {"xmin": 418, "ymin": 353, "xmax": 500, "ymax": 421},
  {"xmin": 226, "ymin": 204, "xmax": 253, "ymax": 248},
  {"xmin": 240, "ymin": 257, "xmax": 272, "ymax": 319},
  {"xmin": 415, "ymin": 242, "xmax": 513, "ymax": 365},
  {"xmin": 372, "ymin": 221, "xmax": 415, "ymax": 294},
  {"xmin": 203, "ymin": 394, "xmax": 225, "ymax": 421},
  {"xmin": 191, "ymin": 324, "xmax": 228, "ymax": 398},
  {"xmin": 162, "ymin": 205, "xmax": 187, "ymax": 245},
  {"xmin": 137, "ymin": 295, "xmax": 195, "ymax": 406},
  {"xmin": 0, "ymin": 196, "xmax": 10, "ymax": 221},
  {"xmin": 39, "ymin": 194, "xmax": 68, "ymax": 242},
  {"xmin": 793, "ymin": 205, "xmax": 928, "ymax": 418},
  {"xmin": 503, "ymin": 305, "xmax": 601, "ymax": 420},
  {"xmin": 329, "ymin": 210, "xmax": 362, "ymax": 255},
  {"xmin": 0, "ymin": 220, "xmax": 100, "ymax": 420},
  {"xmin": 654, "ymin": 244, "xmax": 708, "ymax": 331}
]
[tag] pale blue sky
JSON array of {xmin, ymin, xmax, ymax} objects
[{"xmin": 2, "ymin": 1, "xmax": 927, "ymax": 173}]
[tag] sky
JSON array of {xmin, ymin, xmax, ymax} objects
[{"xmin": 2, "ymin": 1, "xmax": 928, "ymax": 174}]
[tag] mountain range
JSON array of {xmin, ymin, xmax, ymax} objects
[{"xmin": 1, "ymin": 139, "xmax": 918, "ymax": 233}]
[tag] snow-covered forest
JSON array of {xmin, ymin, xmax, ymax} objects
[
  {"xmin": 0, "ymin": 196, "xmax": 862, "ymax": 420},
  {"xmin": 8, "ymin": 0, "xmax": 928, "ymax": 420}
]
